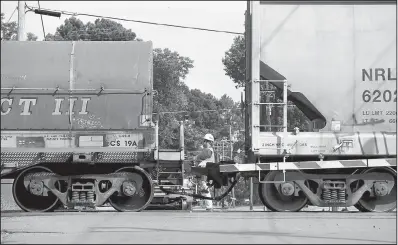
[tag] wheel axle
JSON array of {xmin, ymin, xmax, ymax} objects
[
  {"xmin": 280, "ymin": 182, "xmax": 295, "ymax": 196},
  {"xmin": 373, "ymin": 182, "xmax": 389, "ymax": 197},
  {"xmin": 122, "ymin": 181, "xmax": 137, "ymax": 196}
]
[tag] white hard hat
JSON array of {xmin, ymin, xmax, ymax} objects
[{"xmin": 203, "ymin": 134, "xmax": 214, "ymax": 142}]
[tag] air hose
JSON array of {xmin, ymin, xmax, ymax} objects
[{"xmin": 159, "ymin": 173, "xmax": 241, "ymax": 201}]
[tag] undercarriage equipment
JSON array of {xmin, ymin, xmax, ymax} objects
[{"xmin": 12, "ymin": 165, "xmax": 154, "ymax": 212}]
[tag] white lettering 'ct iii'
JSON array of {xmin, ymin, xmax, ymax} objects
[{"xmin": 1, "ymin": 97, "xmax": 91, "ymax": 116}]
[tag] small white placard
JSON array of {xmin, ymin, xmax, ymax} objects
[
  {"xmin": 331, "ymin": 121, "xmax": 341, "ymax": 132},
  {"xmin": 79, "ymin": 136, "xmax": 104, "ymax": 147}
]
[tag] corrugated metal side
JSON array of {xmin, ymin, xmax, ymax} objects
[
  {"xmin": 1, "ymin": 41, "xmax": 153, "ymax": 131},
  {"xmin": 257, "ymin": 4, "xmax": 396, "ymax": 133}
]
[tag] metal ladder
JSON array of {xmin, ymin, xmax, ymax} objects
[
  {"xmin": 252, "ymin": 79, "xmax": 289, "ymax": 184},
  {"xmin": 253, "ymin": 79, "xmax": 288, "ymax": 142},
  {"xmin": 154, "ymin": 121, "xmax": 186, "ymax": 189}
]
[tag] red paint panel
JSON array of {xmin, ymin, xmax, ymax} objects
[{"xmin": 1, "ymin": 41, "xmax": 153, "ymax": 130}]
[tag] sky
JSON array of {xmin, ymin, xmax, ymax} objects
[{"xmin": 1, "ymin": 1, "xmax": 246, "ymax": 102}]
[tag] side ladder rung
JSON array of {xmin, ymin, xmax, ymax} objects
[{"xmin": 252, "ymin": 79, "xmax": 288, "ymax": 146}]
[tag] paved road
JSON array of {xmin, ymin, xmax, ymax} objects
[{"xmin": 1, "ymin": 211, "xmax": 396, "ymax": 244}]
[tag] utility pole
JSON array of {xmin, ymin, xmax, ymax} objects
[
  {"xmin": 229, "ymin": 124, "xmax": 233, "ymax": 159},
  {"xmin": 229, "ymin": 123, "xmax": 236, "ymax": 208},
  {"xmin": 17, "ymin": 1, "xmax": 26, "ymax": 41},
  {"xmin": 249, "ymin": 177, "xmax": 253, "ymax": 210}
]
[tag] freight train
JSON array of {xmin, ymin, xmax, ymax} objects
[{"xmin": 1, "ymin": 0, "xmax": 396, "ymax": 212}]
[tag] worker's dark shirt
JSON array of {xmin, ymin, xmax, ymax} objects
[{"xmin": 196, "ymin": 148, "xmax": 213, "ymax": 161}]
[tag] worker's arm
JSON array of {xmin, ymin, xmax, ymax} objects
[{"xmin": 195, "ymin": 148, "xmax": 213, "ymax": 161}]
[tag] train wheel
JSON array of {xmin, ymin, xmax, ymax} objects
[
  {"xmin": 12, "ymin": 166, "xmax": 61, "ymax": 212},
  {"xmin": 258, "ymin": 171, "xmax": 308, "ymax": 212},
  {"xmin": 258, "ymin": 176, "xmax": 274, "ymax": 211},
  {"xmin": 354, "ymin": 167, "xmax": 397, "ymax": 212},
  {"xmin": 109, "ymin": 166, "xmax": 154, "ymax": 212}
]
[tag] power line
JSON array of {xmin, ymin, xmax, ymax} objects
[
  {"xmin": 7, "ymin": 6, "xmax": 17, "ymax": 23},
  {"xmin": 26, "ymin": 6, "xmax": 244, "ymax": 35},
  {"xmin": 37, "ymin": 1, "xmax": 46, "ymax": 40}
]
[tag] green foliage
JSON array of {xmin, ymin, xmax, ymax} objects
[
  {"xmin": 153, "ymin": 48, "xmax": 193, "ymax": 113},
  {"xmin": 1, "ymin": 12, "xmax": 37, "ymax": 41},
  {"xmin": 1, "ymin": 12, "xmax": 17, "ymax": 40},
  {"xmin": 45, "ymin": 17, "xmax": 136, "ymax": 41},
  {"xmin": 26, "ymin": 32, "xmax": 38, "ymax": 41},
  {"xmin": 152, "ymin": 48, "xmax": 194, "ymax": 149},
  {"xmin": 222, "ymin": 36, "xmax": 246, "ymax": 88}
]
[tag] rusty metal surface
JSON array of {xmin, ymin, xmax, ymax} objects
[{"xmin": 1, "ymin": 41, "xmax": 153, "ymax": 131}]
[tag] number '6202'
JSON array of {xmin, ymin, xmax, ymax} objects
[{"xmin": 362, "ymin": 90, "xmax": 397, "ymax": 103}]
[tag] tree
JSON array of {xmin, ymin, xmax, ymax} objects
[
  {"xmin": 153, "ymin": 48, "xmax": 193, "ymax": 113},
  {"xmin": 152, "ymin": 48, "xmax": 194, "ymax": 149},
  {"xmin": 1, "ymin": 12, "xmax": 17, "ymax": 40},
  {"xmin": 45, "ymin": 17, "xmax": 137, "ymax": 41},
  {"xmin": 218, "ymin": 94, "xmax": 235, "ymax": 109},
  {"xmin": 222, "ymin": 36, "xmax": 246, "ymax": 88},
  {"xmin": 26, "ymin": 32, "xmax": 38, "ymax": 41},
  {"xmin": 1, "ymin": 12, "xmax": 38, "ymax": 41}
]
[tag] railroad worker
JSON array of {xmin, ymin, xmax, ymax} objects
[
  {"xmin": 195, "ymin": 134, "xmax": 215, "ymax": 168},
  {"xmin": 194, "ymin": 133, "xmax": 215, "ymax": 210}
]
